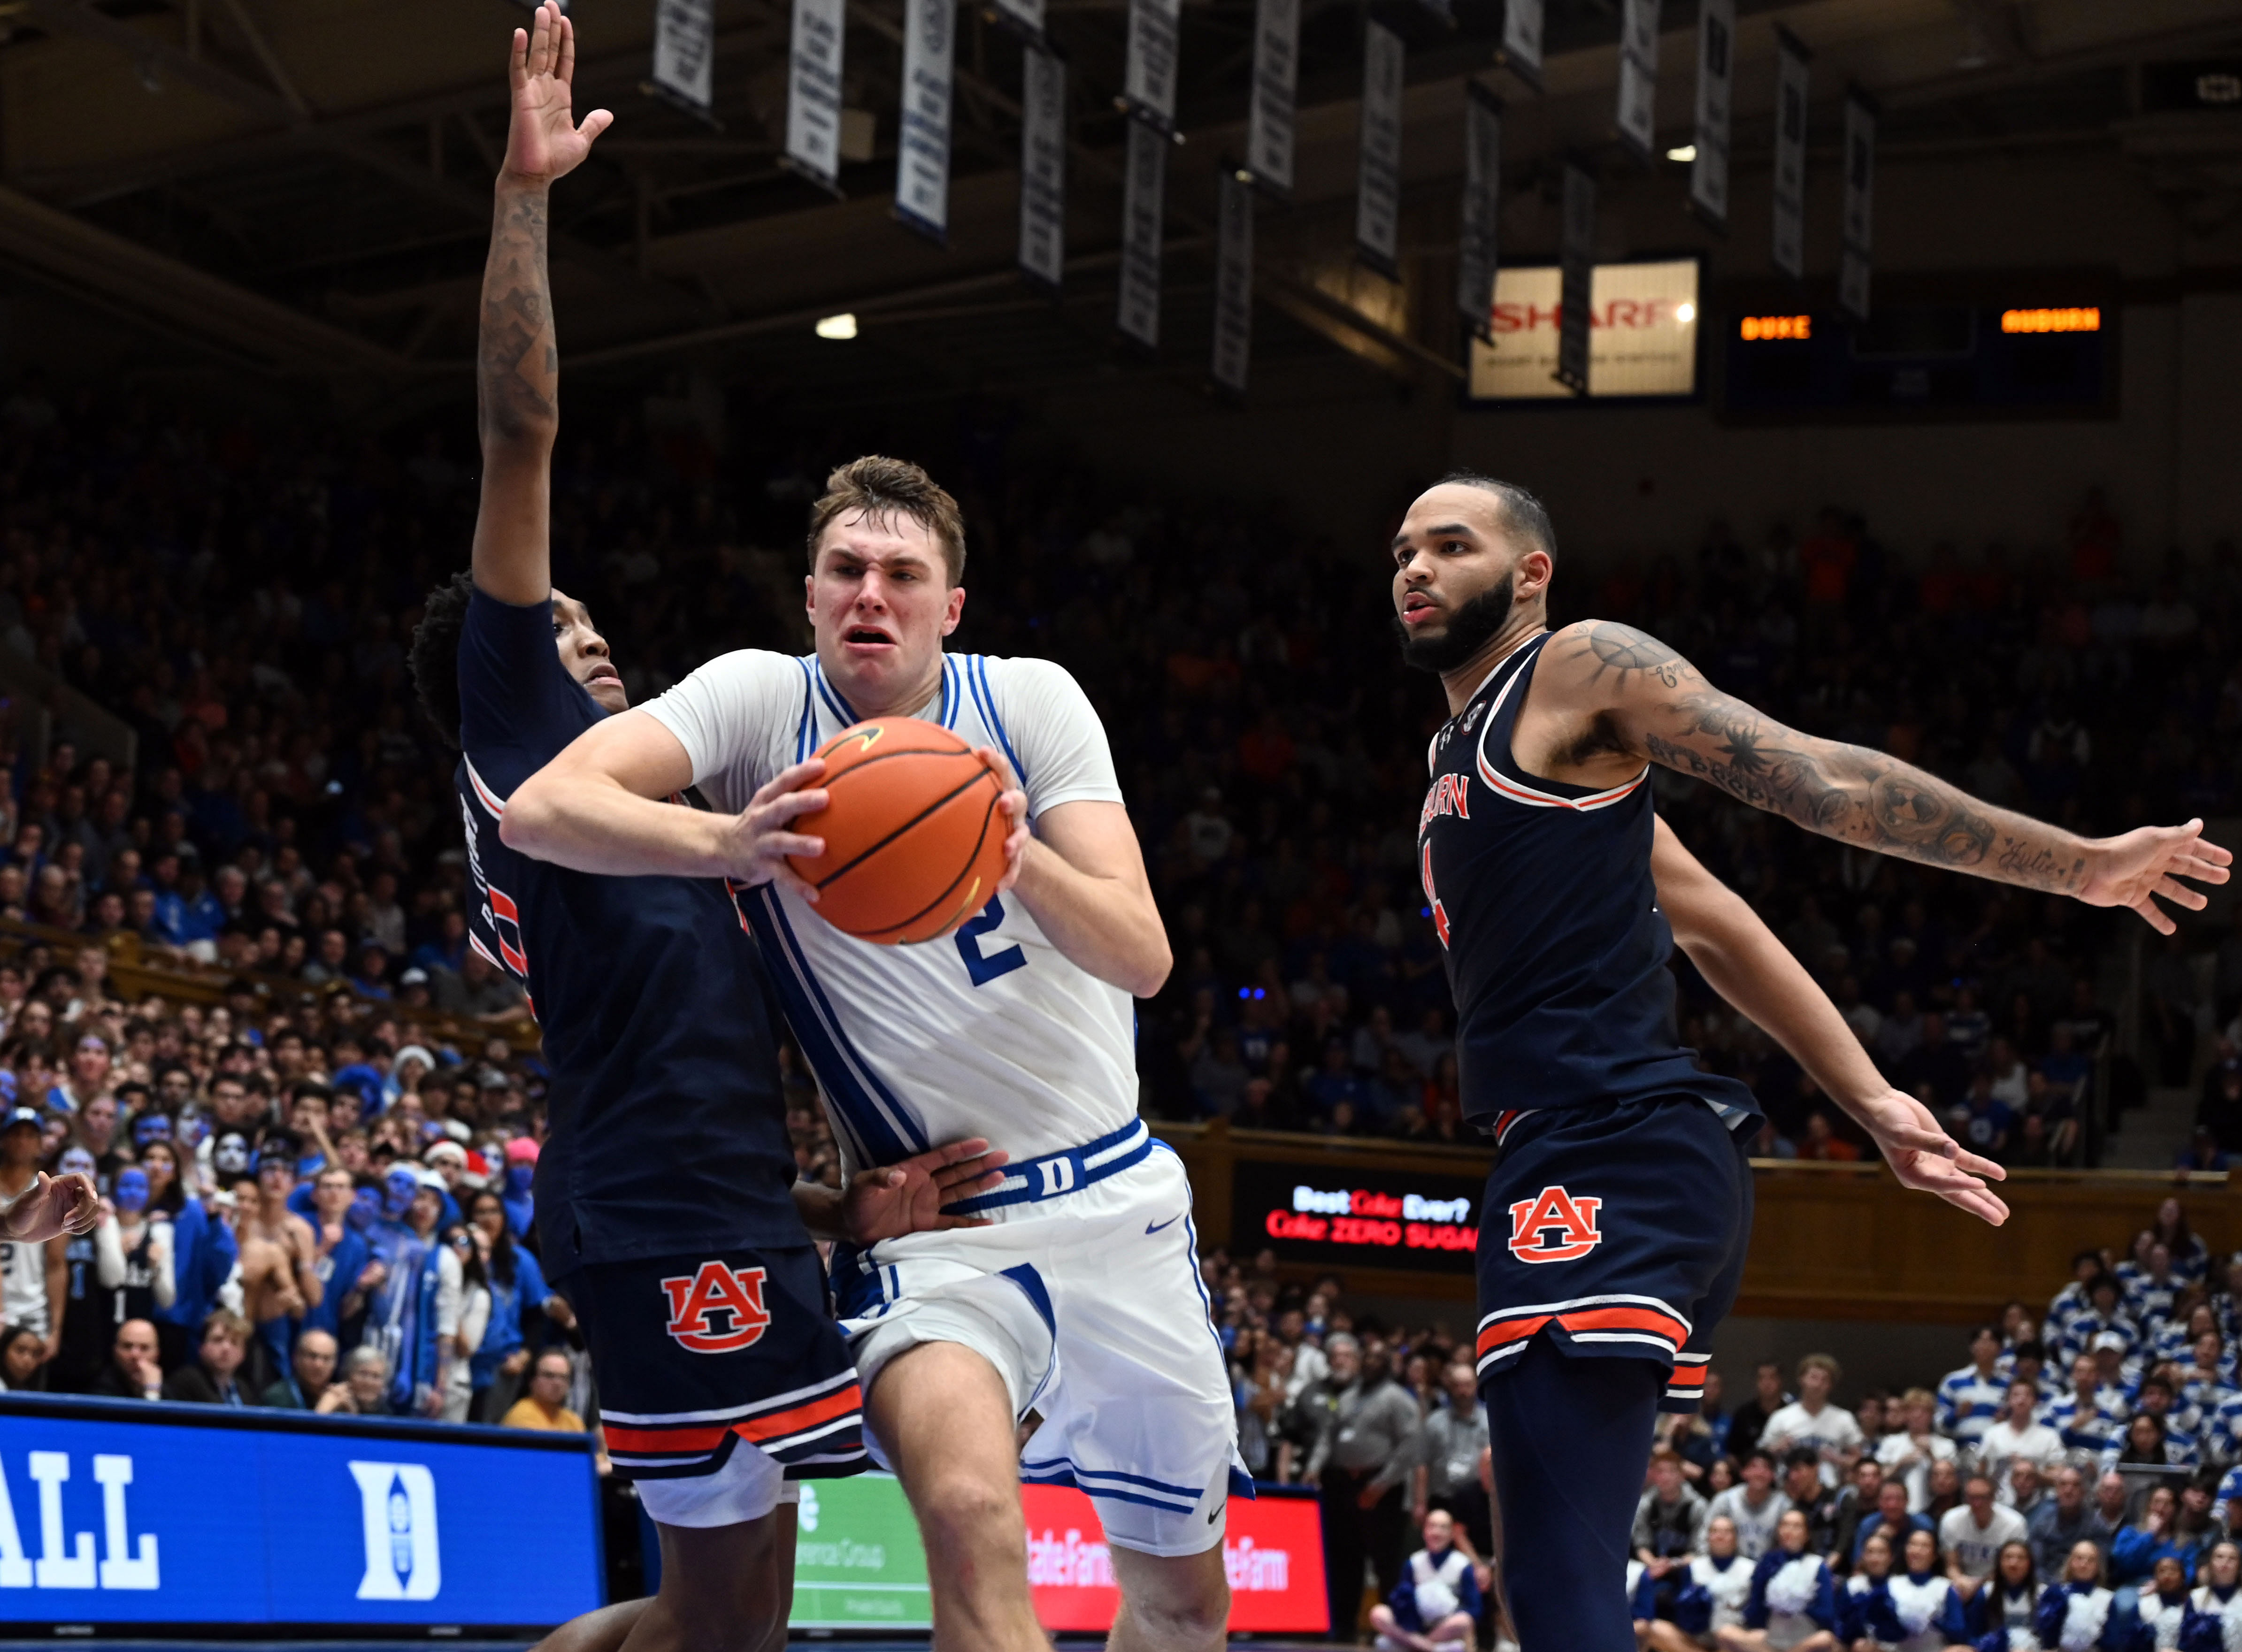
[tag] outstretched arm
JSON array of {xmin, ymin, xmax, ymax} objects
[
  {"xmin": 470, "ymin": 0, "xmax": 612, "ymax": 606},
  {"xmin": 1652, "ymin": 816, "xmax": 2009, "ymax": 1226},
  {"xmin": 1557, "ymin": 622, "xmax": 2230, "ymax": 933}
]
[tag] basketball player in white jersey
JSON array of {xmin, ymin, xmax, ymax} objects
[{"xmin": 503, "ymin": 457, "xmax": 1236, "ymax": 1652}]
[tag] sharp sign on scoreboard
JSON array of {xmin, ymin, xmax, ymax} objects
[
  {"xmin": 0, "ymin": 1393, "xmax": 603, "ymax": 1634},
  {"xmin": 786, "ymin": 1472, "xmax": 1328, "ymax": 1634},
  {"xmin": 1234, "ymin": 1158, "xmax": 1488, "ymax": 1274},
  {"xmin": 1467, "ymin": 259, "xmax": 1703, "ymax": 400}
]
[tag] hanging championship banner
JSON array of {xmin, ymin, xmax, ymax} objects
[
  {"xmin": 1355, "ymin": 20, "xmax": 1404, "ymax": 276},
  {"xmin": 785, "ymin": 0, "xmax": 846, "ymax": 192},
  {"xmin": 1455, "ymin": 84, "xmax": 1502, "ymax": 344},
  {"xmin": 1689, "ymin": 0, "xmax": 1733, "ymax": 226},
  {"xmin": 1121, "ymin": 0, "xmax": 1182, "ymax": 131},
  {"xmin": 1771, "ymin": 25, "xmax": 1810, "ymax": 278},
  {"xmin": 1554, "ymin": 161, "xmax": 1594, "ymax": 394},
  {"xmin": 1245, "ymin": 0, "xmax": 1299, "ymax": 194},
  {"xmin": 1497, "ymin": 0, "xmax": 1542, "ymax": 90},
  {"xmin": 1839, "ymin": 86, "xmax": 1876, "ymax": 320},
  {"xmin": 1117, "ymin": 119, "xmax": 1165, "ymax": 347},
  {"xmin": 1614, "ymin": 0, "xmax": 1660, "ymax": 161},
  {"xmin": 895, "ymin": 0, "xmax": 955, "ymax": 240},
  {"xmin": 1213, "ymin": 169, "xmax": 1253, "ymax": 394},
  {"xmin": 1019, "ymin": 46, "xmax": 1067, "ymax": 287},
  {"xmin": 650, "ymin": 0, "xmax": 716, "ymax": 119},
  {"xmin": 988, "ymin": 0, "xmax": 1044, "ymax": 42}
]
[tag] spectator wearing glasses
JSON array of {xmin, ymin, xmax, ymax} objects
[
  {"xmin": 317, "ymin": 1347, "xmax": 392, "ymax": 1415},
  {"xmin": 262, "ymin": 1328, "xmax": 339, "ymax": 1410},
  {"xmin": 503, "ymin": 1349, "xmax": 588, "ymax": 1434},
  {"xmin": 1941, "ymin": 1473, "xmax": 2028, "ymax": 1601}
]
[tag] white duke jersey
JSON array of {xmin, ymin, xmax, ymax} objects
[{"xmin": 644, "ymin": 650, "xmax": 1136, "ymax": 1180}]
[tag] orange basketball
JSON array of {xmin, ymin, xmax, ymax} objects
[{"xmin": 785, "ymin": 718, "xmax": 1011, "ymax": 944}]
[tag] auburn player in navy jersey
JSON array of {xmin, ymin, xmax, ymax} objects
[
  {"xmin": 1390, "ymin": 472, "xmax": 2230, "ymax": 1652},
  {"xmin": 405, "ymin": 13, "xmax": 1004, "ymax": 1652}
]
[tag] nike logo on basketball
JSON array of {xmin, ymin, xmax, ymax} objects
[{"xmin": 1145, "ymin": 1213, "xmax": 1183, "ymax": 1235}]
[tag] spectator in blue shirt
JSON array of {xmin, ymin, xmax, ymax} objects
[
  {"xmin": 1855, "ymin": 1479, "xmax": 1936, "ymax": 1567},
  {"xmin": 298, "ymin": 1167, "xmax": 375, "ymax": 1345},
  {"xmin": 1939, "ymin": 1325, "xmax": 2011, "ymax": 1447},
  {"xmin": 465, "ymin": 1186, "xmax": 573, "ymax": 1423}
]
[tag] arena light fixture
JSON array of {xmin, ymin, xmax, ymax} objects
[
  {"xmin": 815, "ymin": 313, "xmax": 859, "ymax": 340},
  {"xmin": 1675, "ymin": 302, "xmax": 1697, "ymax": 325},
  {"xmin": 1664, "ymin": 144, "xmax": 1696, "ymax": 162}
]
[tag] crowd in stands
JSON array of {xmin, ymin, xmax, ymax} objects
[
  {"xmin": 0, "ymin": 375, "xmax": 2229, "ymax": 1172},
  {"xmin": 0, "ymin": 375, "xmax": 2238, "ymax": 1639},
  {"xmin": 1202, "ymin": 1198, "xmax": 2242, "ymax": 1645}
]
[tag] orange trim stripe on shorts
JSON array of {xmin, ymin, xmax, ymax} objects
[
  {"xmin": 1477, "ymin": 1304, "xmax": 1690, "ymax": 1360},
  {"xmin": 603, "ymin": 1382, "xmax": 863, "ymax": 1455}
]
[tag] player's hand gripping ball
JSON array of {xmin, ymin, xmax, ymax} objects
[{"xmin": 785, "ymin": 719, "xmax": 1013, "ymax": 943}]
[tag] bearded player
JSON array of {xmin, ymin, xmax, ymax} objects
[
  {"xmin": 1390, "ymin": 471, "xmax": 2231, "ymax": 1652},
  {"xmin": 408, "ymin": 13, "xmax": 1006, "ymax": 1651},
  {"xmin": 503, "ymin": 458, "xmax": 1239, "ymax": 1652}
]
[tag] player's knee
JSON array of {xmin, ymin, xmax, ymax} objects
[
  {"xmin": 1121, "ymin": 1574, "xmax": 1229, "ymax": 1643},
  {"xmin": 915, "ymin": 1469, "xmax": 1024, "ymax": 1556}
]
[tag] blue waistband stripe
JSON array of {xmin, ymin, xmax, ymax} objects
[{"xmin": 947, "ymin": 1119, "xmax": 1152, "ymax": 1215}]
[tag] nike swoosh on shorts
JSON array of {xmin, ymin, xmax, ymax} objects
[{"xmin": 1145, "ymin": 1213, "xmax": 1183, "ymax": 1235}]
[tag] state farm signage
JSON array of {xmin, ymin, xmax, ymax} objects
[
  {"xmin": 1467, "ymin": 258, "xmax": 1700, "ymax": 399},
  {"xmin": 1023, "ymin": 1484, "xmax": 1327, "ymax": 1633}
]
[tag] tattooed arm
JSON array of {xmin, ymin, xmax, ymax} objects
[
  {"xmin": 469, "ymin": 2, "xmax": 612, "ymax": 606},
  {"xmin": 1549, "ymin": 620, "xmax": 2231, "ymax": 933}
]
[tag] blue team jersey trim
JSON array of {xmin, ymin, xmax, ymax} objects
[
  {"xmin": 744, "ymin": 887, "xmax": 929, "ymax": 1163},
  {"xmin": 965, "ymin": 655, "xmax": 1029, "ymax": 788},
  {"xmin": 812, "ymin": 658, "xmax": 860, "ymax": 728},
  {"xmin": 947, "ymin": 1119, "xmax": 1151, "ymax": 1214},
  {"xmin": 792, "ymin": 659, "xmax": 817, "ymax": 763}
]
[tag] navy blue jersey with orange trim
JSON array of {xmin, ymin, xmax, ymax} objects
[
  {"xmin": 454, "ymin": 589, "xmax": 803, "ymax": 1270},
  {"xmin": 1417, "ymin": 631, "xmax": 1755, "ymax": 1126}
]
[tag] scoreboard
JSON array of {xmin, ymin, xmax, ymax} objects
[{"xmin": 1718, "ymin": 270, "xmax": 2118, "ymax": 421}]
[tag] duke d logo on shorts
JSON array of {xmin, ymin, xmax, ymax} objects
[
  {"xmin": 1505, "ymin": 1185, "xmax": 1603, "ymax": 1263},
  {"xmin": 660, "ymin": 1262, "xmax": 772, "ymax": 1352}
]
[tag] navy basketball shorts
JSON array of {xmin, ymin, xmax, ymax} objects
[
  {"xmin": 1475, "ymin": 1095, "xmax": 1755, "ymax": 1412},
  {"xmin": 555, "ymin": 1243, "xmax": 867, "ymax": 1529}
]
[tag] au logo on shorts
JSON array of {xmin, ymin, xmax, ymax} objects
[
  {"xmin": 660, "ymin": 1262, "xmax": 772, "ymax": 1353},
  {"xmin": 1505, "ymin": 1185, "xmax": 1603, "ymax": 1263}
]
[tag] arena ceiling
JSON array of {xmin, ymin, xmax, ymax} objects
[{"xmin": 0, "ymin": 0, "xmax": 2237, "ymax": 406}]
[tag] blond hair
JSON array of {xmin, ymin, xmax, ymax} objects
[{"xmin": 807, "ymin": 456, "xmax": 967, "ymax": 585}]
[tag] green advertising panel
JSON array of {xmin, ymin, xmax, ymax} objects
[{"xmin": 789, "ymin": 1472, "xmax": 933, "ymax": 1629}]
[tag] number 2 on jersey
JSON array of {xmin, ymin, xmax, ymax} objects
[{"xmin": 955, "ymin": 896, "xmax": 1028, "ymax": 986}]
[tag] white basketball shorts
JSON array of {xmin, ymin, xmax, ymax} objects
[{"xmin": 832, "ymin": 1135, "xmax": 1244, "ymax": 1557}]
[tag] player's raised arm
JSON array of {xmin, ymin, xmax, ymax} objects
[
  {"xmin": 470, "ymin": 0, "xmax": 612, "ymax": 606},
  {"xmin": 1009, "ymin": 791, "xmax": 1171, "ymax": 999},
  {"xmin": 1555, "ymin": 621, "xmax": 2231, "ymax": 934},
  {"xmin": 1651, "ymin": 817, "xmax": 2008, "ymax": 1226}
]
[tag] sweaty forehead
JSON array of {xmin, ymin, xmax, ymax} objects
[
  {"xmin": 817, "ymin": 510, "xmax": 940, "ymax": 564},
  {"xmin": 1406, "ymin": 484, "xmax": 1508, "ymax": 536}
]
